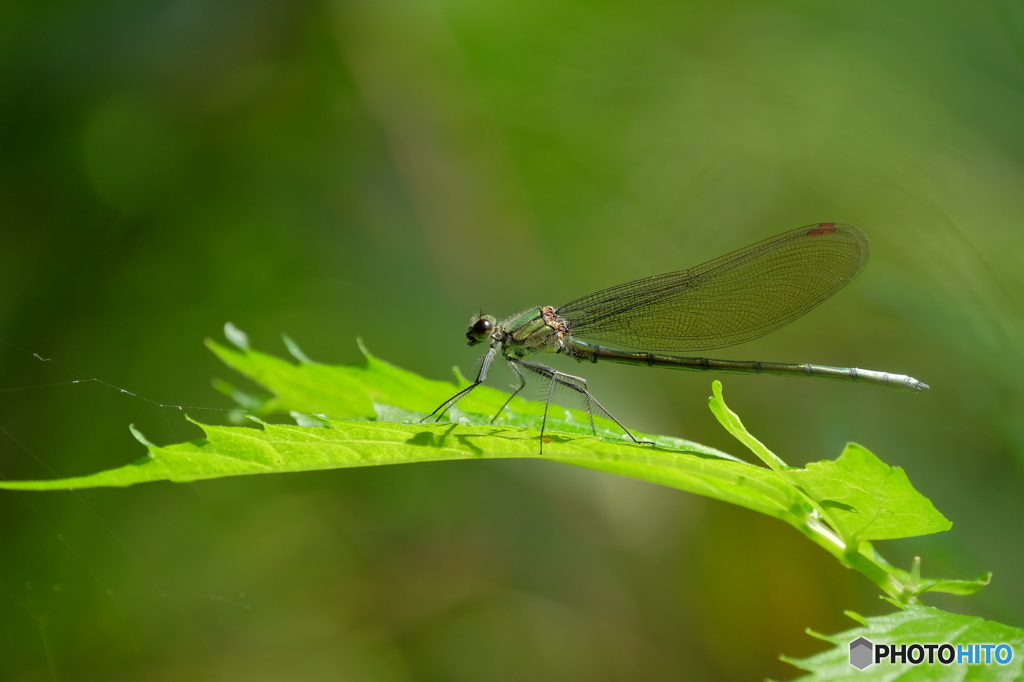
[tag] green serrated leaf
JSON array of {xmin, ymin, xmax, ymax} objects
[
  {"xmin": 916, "ymin": 573, "xmax": 993, "ymax": 596},
  {"xmin": 709, "ymin": 380, "xmax": 950, "ymax": 545},
  {"xmin": 206, "ymin": 338, "xmax": 525, "ymax": 421},
  {"xmin": 788, "ymin": 442, "xmax": 951, "ymax": 542},
  {"xmin": 783, "ymin": 604, "xmax": 1024, "ymax": 681},
  {"xmin": 0, "ymin": 329, "xmax": 983, "ymax": 603},
  {"xmin": 0, "ymin": 334, "xmax": 804, "ymax": 519},
  {"xmin": 0, "ymin": 417, "xmax": 802, "ymax": 520}
]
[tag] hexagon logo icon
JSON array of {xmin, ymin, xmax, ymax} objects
[{"xmin": 849, "ymin": 637, "xmax": 874, "ymax": 670}]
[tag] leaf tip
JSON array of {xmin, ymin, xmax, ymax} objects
[
  {"xmin": 355, "ymin": 337, "xmax": 376, "ymax": 361},
  {"xmin": 182, "ymin": 414, "xmax": 211, "ymax": 429},
  {"xmin": 803, "ymin": 628, "xmax": 829, "ymax": 642},
  {"xmin": 282, "ymin": 333, "xmax": 314, "ymax": 364},
  {"xmin": 224, "ymin": 322, "xmax": 250, "ymax": 351},
  {"xmin": 707, "ymin": 380, "xmax": 726, "ymax": 413},
  {"xmin": 844, "ymin": 610, "xmax": 868, "ymax": 626},
  {"xmin": 128, "ymin": 424, "xmax": 157, "ymax": 449},
  {"xmin": 451, "ymin": 365, "xmax": 470, "ymax": 385}
]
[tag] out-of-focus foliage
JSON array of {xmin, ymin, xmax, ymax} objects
[{"xmin": 1, "ymin": 0, "xmax": 1023, "ymax": 679}]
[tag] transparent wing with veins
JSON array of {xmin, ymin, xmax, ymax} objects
[{"xmin": 557, "ymin": 223, "xmax": 869, "ymax": 352}]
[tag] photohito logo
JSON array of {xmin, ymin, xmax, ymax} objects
[{"xmin": 849, "ymin": 637, "xmax": 1014, "ymax": 670}]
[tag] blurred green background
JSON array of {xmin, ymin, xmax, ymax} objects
[{"xmin": 2, "ymin": 0, "xmax": 1024, "ymax": 679}]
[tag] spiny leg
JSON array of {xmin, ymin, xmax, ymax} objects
[
  {"xmin": 504, "ymin": 359, "xmax": 560, "ymax": 453},
  {"xmin": 540, "ymin": 363, "xmax": 557, "ymax": 451},
  {"xmin": 548, "ymin": 371, "xmax": 634, "ymax": 442},
  {"xmin": 510, "ymin": 358, "xmax": 654, "ymax": 451},
  {"xmin": 543, "ymin": 372, "xmax": 597, "ymax": 435},
  {"xmin": 491, "ymin": 361, "xmax": 527, "ymax": 424},
  {"xmin": 422, "ymin": 345, "xmax": 498, "ymax": 423},
  {"xmin": 567, "ymin": 379, "xmax": 654, "ymax": 447},
  {"xmin": 422, "ymin": 381, "xmax": 483, "ymax": 423}
]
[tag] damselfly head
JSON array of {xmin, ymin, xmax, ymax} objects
[{"xmin": 466, "ymin": 314, "xmax": 497, "ymax": 346}]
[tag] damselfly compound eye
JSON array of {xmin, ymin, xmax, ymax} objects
[{"xmin": 466, "ymin": 317, "xmax": 494, "ymax": 345}]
